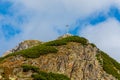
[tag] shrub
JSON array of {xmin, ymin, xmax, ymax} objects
[
  {"xmin": 32, "ymin": 71, "xmax": 70, "ymax": 80},
  {"xmin": 32, "ymin": 74, "xmax": 47, "ymax": 80},
  {"xmin": 20, "ymin": 45, "xmax": 58, "ymax": 58},
  {"xmin": 90, "ymin": 43, "xmax": 96, "ymax": 47},
  {"xmin": 45, "ymin": 36, "xmax": 88, "ymax": 46},
  {"xmin": 21, "ymin": 64, "xmax": 39, "ymax": 73},
  {"xmin": 21, "ymin": 64, "xmax": 70, "ymax": 80},
  {"xmin": 63, "ymin": 36, "xmax": 88, "ymax": 45},
  {"xmin": 96, "ymin": 51, "xmax": 120, "ymax": 79},
  {"xmin": 3, "ymin": 45, "xmax": 58, "ymax": 59},
  {"xmin": 45, "ymin": 40, "xmax": 67, "ymax": 46},
  {"xmin": 0, "ymin": 57, "xmax": 5, "ymax": 62}
]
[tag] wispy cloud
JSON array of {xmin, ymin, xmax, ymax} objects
[
  {"xmin": 80, "ymin": 18, "xmax": 120, "ymax": 62},
  {"xmin": 1, "ymin": 0, "xmax": 120, "ymax": 61}
]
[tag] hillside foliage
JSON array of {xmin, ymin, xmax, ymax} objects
[
  {"xmin": 32, "ymin": 72, "xmax": 70, "ymax": 80},
  {"xmin": 96, "ymin": 51, "xmax": 120, "ymax": 79},
  {"xmin": 3, "ymin": 45, "xmax": 58, "ymax": 59},
  {"xmin": 22, "ymin": 64, "xmax": 39, "ymax": 73},
  {"xmin": 22, "ymin": 64, "xmax": 70, "ymax": 80},
  {"xmin": 0, "ymin": 36, "xmax": 88, "ymax": 60},
  {"xmin": 45, "ymin": 36, "xmax": 88, "ymax": 46}
]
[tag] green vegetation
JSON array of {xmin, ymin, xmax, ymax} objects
[
  {"xmin": 20, "ymin": 45, "xmax": 58, "ymax": 58},
  {"xmin": 32, "ymin": 71, "xmax": 70, "ymax": 80},
  {"xmin": 21, "ymin": 64, "xmax": 70, "ymax": 80},
  {"xmin": 45, "ymin": 40, "xmax": 67, "ymax": 46},
  {"xmin": 0, "ymin": 57, "xmax": 4, "ymax": 62},
  {"xmin": 45, "ymin": 36, "xmax": 88, "ymax": 46},
  {"xmin": 22, "ymin": 64, "xmax": 39, "ymax": 73},
  {"xmin": 0, "ymin": 36, "xmax": 88, "ymax": 60},
  {"xmin": 90, "ymin": 43, "xmax": 96, "ymax": 47},
  {"xmin": 3, "ymin": 45, "xmax": 58, "ymax": 58},
  {"xmin": 96, "ymin": 51, "xmax": 120, "ymax": 79}
]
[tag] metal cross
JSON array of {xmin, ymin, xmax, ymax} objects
[{"xmin": 66, "ymin": 25, "xmax": 69, "ymax": 34}]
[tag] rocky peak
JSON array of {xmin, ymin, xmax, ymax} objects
[
  {"xmin": 57, "ymin": 33, "xmax": 73, "ymax": 39},
  {"xmin": 2, "ymin": 40, "xmax": 41, "ymax": 57},
  {"xmin": 12, "ymin": 40, "xmax": 41, "ymax": 52}
]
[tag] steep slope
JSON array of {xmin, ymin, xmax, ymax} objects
[
  {"xmin": 0, "ymin": 35, "xmax": 119, "ymax": 80},
  {"xmin": 97, "ymin": 51, "xmax": 120, "ymax": 79}
]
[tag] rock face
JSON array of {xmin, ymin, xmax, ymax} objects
[
  {"xmin": 2, "ymin": 40, "xmax": 41, "ymax": 57},
  {"xmin": 0, "ymin": 42, "xmax": 116, "ymax": 80},
  {"xmin": 11, "ymin": 40, "xmax": 41, "ymax": 52},
  {"xmin": 58, "ymin": 33, "xmax": 73, "ymax": 39},
  {"xmin": 31, "ymin": 42, "xmax": 116, "ymax": 80}
]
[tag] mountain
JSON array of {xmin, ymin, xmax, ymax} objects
[{"xmin": 0, "ymin": 35, "xmax": 120, "ymax": 80}]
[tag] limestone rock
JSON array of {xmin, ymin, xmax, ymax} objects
[{"xmin": 57, "ymin": 33, "xmax": 73, "ymax": 39}]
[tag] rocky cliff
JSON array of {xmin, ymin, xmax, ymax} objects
[{"xmin": 0, "ymin": 35, "xmax": 119, "ymax": 80}]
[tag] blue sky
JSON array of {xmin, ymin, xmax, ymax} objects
[{"xmin": 1, "ymin": 0, "xmax": 120, "ymax": 62}]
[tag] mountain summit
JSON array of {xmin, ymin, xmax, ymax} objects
[
  {"xmin": 0, "ymin": 35, "xmax": 120, "ymax": 80},
  {"xmin": 57, "ymin": 33, "xmax": 73, "ymax": 39}
]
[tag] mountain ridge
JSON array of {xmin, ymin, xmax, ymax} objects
[{"xmin": 0, "ymin": 35, "xmax": 120, "ymax": 80}]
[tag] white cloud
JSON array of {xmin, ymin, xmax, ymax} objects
[
  {"xmin": 1, "ymin": 0, "xmax": 120, "ymax": 63},
  {"xmin": 80, "ymin": 18, "xmax": 120, "ymax": 62},
  {"xmin": 8, "ymin": 0, "xmax": 116, "ymax": 41},
  {"xmin": 11, "ymin": 0, "xmax": 114, "ymax": 18}
]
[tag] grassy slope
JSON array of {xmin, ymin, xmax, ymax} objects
[
  {"xmin": 96, "ymin": 51, "xmax": 120, "ymax": 79},
  {"xmin": 21, "ymin": 64, "xmax": 70, "ymax": 80}
]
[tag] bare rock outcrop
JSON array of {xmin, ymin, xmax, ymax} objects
[
  {"xmin": 58, "ymin": 33, "xmax": 73, "ymax": 39},
  {"xmin": 2, "ymin": 40, "xmax": 41, "ymax": 57},
  {"xmin": 32, "ymin": 42, "xmax": 116, "ymax": 80}
]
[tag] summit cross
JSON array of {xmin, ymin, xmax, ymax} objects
[{"xmin": 66, "ymin": 25, "xmax": 69, "ymax": 34}]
